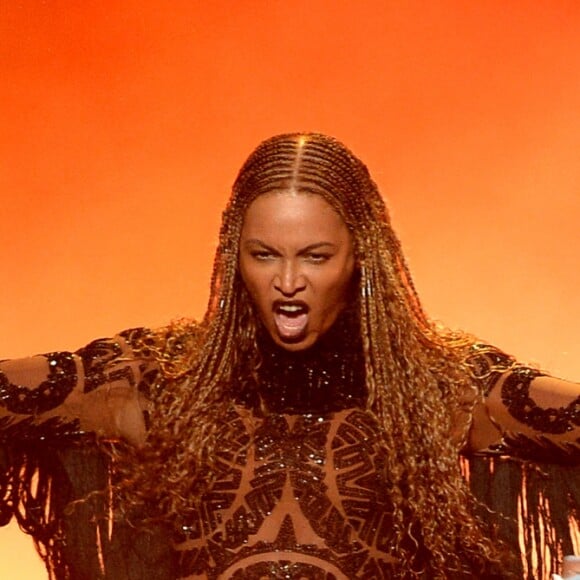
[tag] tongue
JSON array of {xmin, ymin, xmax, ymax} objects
[{"xmin": 274, "ymin": 312, "xmax": 308, "ymax": 340}]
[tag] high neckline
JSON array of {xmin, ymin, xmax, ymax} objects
[{"xmin": 237, "ymin": 308, "xmax": 367, "ymax": 415}]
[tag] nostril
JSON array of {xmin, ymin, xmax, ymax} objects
[{"xmin": 273, "ymin": 276, "xmax": 306, "ymax": 296}]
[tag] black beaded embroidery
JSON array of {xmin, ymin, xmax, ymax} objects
[
  {"xmin": 119, "ymin": 328, "xmax": 161, "ymax": 398},
  {"xmin": 239, "ymin": 311, "xmax": 367, "ymax": 414},
  {"xmin": 0, "ymin": 352, "xmax": 77, "ymax": 415},
  {"xmin": 174, "ymin": 408, "xmax": 398, "ymax": 579},
  {"xmin": 501, "ymin": 367, "xmax": 580, "ymax": 434},
  {"xmin": 0, "ymin": 329, "xmax": 159, "ymax": 440},
  {"xmin": 77, "ymin": 338, "xmax": 126, "ymax": 394},
  {"xmin": 173, "ymin": 314, "xmax": 404, "ymax": 577},
  {"xmin": 466, "ymin": 343, "xmax": 515, "ymax": 395}
]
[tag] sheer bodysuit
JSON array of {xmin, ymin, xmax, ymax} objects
[{"xmin": 1, "ymin": 319, "xmax": 578, "ymax": 578}]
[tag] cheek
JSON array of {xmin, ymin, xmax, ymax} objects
[
  {"xmin": 239, "ymin": 264, "xmax": 269, "ymax": 308},
  {"xmin": 316, "ymin": 267, "xmax": 355, "ymax": 312},
  {"xmin": 333, "ymin": 256, "xmax": 356, "ymax": 290}
]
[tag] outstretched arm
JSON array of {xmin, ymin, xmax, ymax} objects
[
  {"xmin": 0, "ymin": 328, "xmax": 159, "ymax": 447},
  {"xmin": 465, "ymin": 346, "xmax": 579, "ymax": 460}
]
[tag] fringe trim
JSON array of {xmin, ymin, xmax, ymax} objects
[
  {"xmin": 463, "ymin": 454, "xmax": 580, "ymax": 579},
  {"xmin": 1, "ymin": 443, "xmax": 578, "ymax": 579},
  {"xmin": 0, "ymin": 441, "xmax": 174, "ymax": 580}
]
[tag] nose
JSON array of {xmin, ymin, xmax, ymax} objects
[{"xmin": 273, "ymin": 260, "xmax": 306, "ymax": 296}]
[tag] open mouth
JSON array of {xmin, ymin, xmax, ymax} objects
[{"xmin": 272, "ymin": 300, "xmax": 310, "ymax": 341}]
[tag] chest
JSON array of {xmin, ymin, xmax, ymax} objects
[{"xmin": 174, "ymin": 408, "xmax": 398, "ymax": 579}]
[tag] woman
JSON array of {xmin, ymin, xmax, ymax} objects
[{"xmin": 1, "ymin": 133, "xmax": 578, "ymax": 579}]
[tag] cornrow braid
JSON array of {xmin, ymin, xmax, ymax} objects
[{"xmin": 125, "ymin": 133, "xmax": 506, "ymax": 577}]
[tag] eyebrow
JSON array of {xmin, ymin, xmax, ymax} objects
[{"xmin": 242, "ymin": 240, "xmax": 338, "ymax": 253}]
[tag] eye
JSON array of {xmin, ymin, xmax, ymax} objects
[
  {"xmin": 306, "ymin": 252, "xmax": 332, "ymax": 264},
  {"xmin": 251, "ymin": 250, "xmax": 275, "ymax": 261}
]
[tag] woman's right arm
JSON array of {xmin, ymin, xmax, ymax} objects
[{"xmin": 0, "ymin": 328, "xmax": 160, "ymax": 447}]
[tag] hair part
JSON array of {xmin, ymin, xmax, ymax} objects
[{"xmin": 123, "ymin": 132, "xmax": 509, "ymax": 577}]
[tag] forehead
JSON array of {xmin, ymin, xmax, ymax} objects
[{"xmin": 240, "ymin": 193, "xmax": 350, "ymax": 242}]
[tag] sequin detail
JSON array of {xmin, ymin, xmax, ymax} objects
[
  {"xmin": 174, "ymin": 408, "xmax": 397, "ymax": 579},
  {"xmin": 0, "ymin": 352, "xmax": 77, "ymax": 414},
  {"xmin": 502, "ymin": 367, "xmax": 580, "ymax": 434},
  {"xmin": 466, "ymin": 343, "xmax": 515, "ymax": 395},
  {"xmin": 240, "ymin": 310, "xmax": 367, "ymax": 415},
  {"xmin": 119, "ymin": 328, "xmax": 161, "ymax": 398},
  {"xmin": 0, "ymin": 329, "xmax": 159, "ymax": 440}
]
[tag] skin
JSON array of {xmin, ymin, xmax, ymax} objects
[{"xmin": 239, "ymin": 192, "xmax": 356, "ymax": 351}]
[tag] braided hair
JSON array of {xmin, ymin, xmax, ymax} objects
[{"xmin": 129, "ymin": 133, "xmax": 504, "ymax": 577}]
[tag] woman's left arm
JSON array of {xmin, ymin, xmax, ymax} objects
[{"xmin": 466, "ymin": 348, "xmax": 579, "ymax": 460}]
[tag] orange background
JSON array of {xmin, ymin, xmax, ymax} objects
[{"xmin": 1, "ymin": 1, "xmax": 579, "ymax": 576}]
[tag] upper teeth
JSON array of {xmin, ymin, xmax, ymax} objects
[{"xmin": 280, "ymin": 305, "xmax": 302, "ymax": 312}]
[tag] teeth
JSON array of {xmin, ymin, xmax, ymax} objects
[{"xmin": 278, "ymin": 305, "xmax": 304, "ymax": 313}]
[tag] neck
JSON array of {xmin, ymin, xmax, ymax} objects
[{"xmin": 236, "ymin": 309, "xmax": 367, "ymax": 414}]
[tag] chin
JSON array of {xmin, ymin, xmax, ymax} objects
[
  {"xmin": 277, "ymin": 340, "xmax": 311, "ymax": 352},
  {"xmin": 273, "ymin": 332, "xmax": 320, "ymax": 352}
]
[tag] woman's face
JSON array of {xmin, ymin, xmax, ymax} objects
[{"xmin": 239, "ymin": 192, "xmax": 355, "ymax": 351}]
